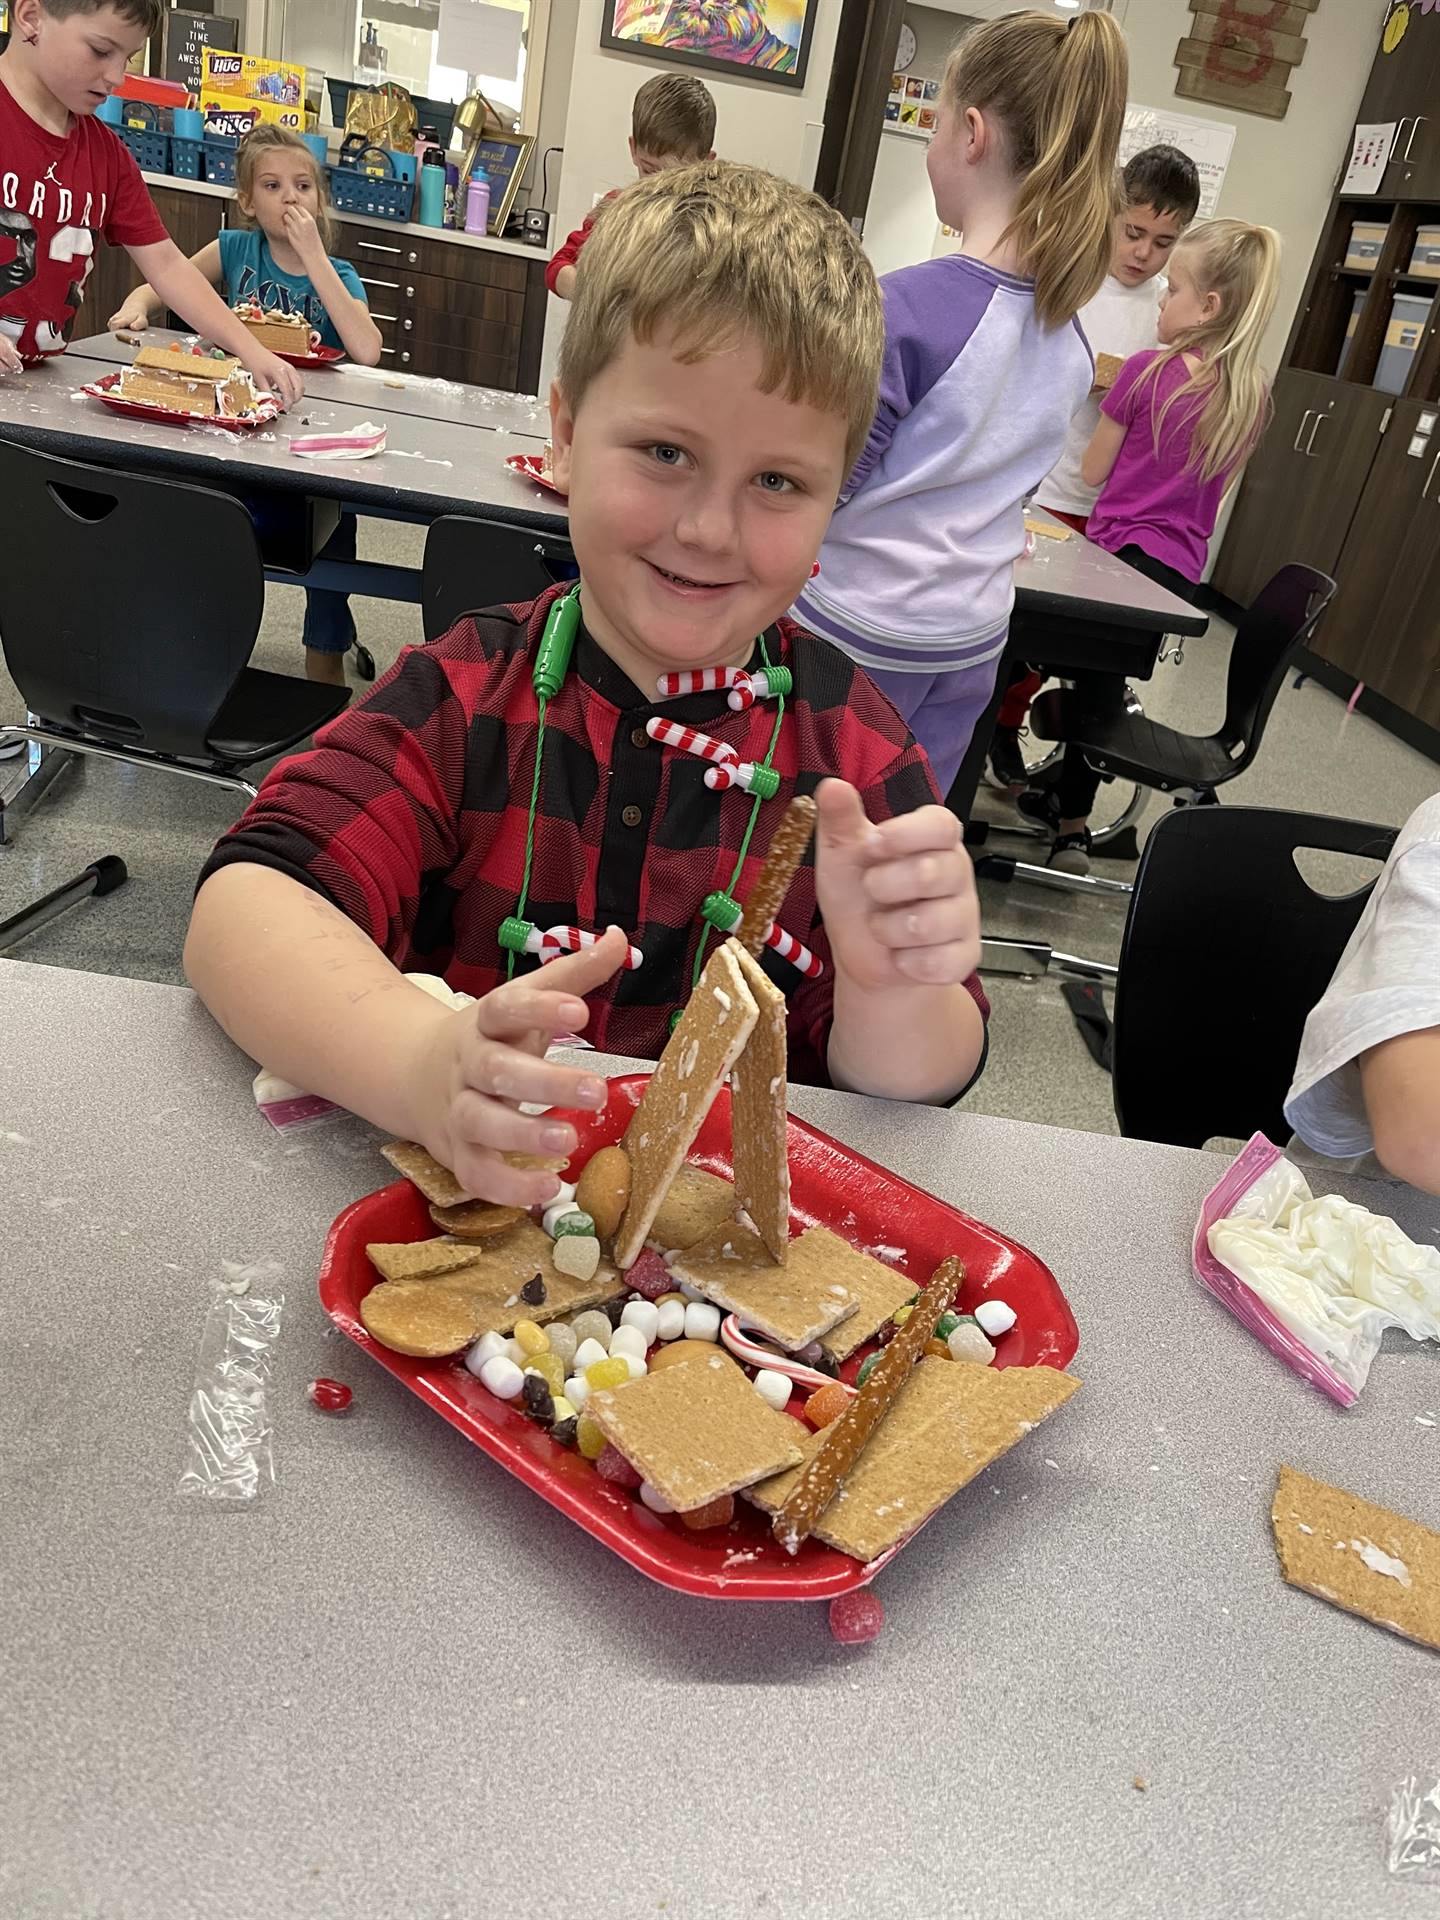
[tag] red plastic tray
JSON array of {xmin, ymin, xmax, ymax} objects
[
  {"xmin": 80, "ymin": 370, "xmax": 279, "ymax": 430},
  {"xmin": 274, "ymin": 342, "xmax": 346, "ymax": 369},
  {"xmin": 318, "ymin": 1074, "xmax": 1079, "ymax": 1601},
  {"xmin": 505, "ymin": 450, "xmax": 566, "ymax": 495}
]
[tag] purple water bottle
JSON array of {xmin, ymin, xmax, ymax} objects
[{"xmin": 465, "ymin": 166, "xmax": 491, "ymax": 236}]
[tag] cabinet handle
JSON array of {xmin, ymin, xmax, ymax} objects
[
  {"xmin": 405, "ymin": 285, "xmax": 415, "ymax": 299},
  {"xmin": 1405, "ymin": 115, "xmax": 1427, "ymax": 161},
  {"xmin": 401, "ymin": 351, "xmax": 411, "ymax": 364},
  {"xmin": 357, "ymin": 275, "xmax": 399, "ymax": 291},
  {"xmin": 1292, "ymin": 408, "xmax": 1315, "ymax": 452},
  {"xmin": 407, "ymin": 250, "xmax": 418, "ymax": 265},
  {"xmin": 1391, "ymin": 117, "xmax": 1412, "ymax": 162},
  {"xmin": 403, "ymin": 317, "xmax": 413, "ymax": 331},
  {"xmin": 1305, "ymin": 413, "xmax": 1328, "ymax": 456},
  {"xmin": 1424, "ymin": 451, "xmax": 1440, "ymax": 501},
  {"xmin": 369, "ymin": 311, "xmax": 397, "ymax": 324},
  {"xmin": 358, "ymin": 240, "xmax": 402, "ymax": 255}
]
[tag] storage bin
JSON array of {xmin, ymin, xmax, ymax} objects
[
  {"xmin": 118, "ymin": 100, "xmax": 168, "ymax": 174},
  {"xmin": 202, "ymin": 135, "xmax": 240, "ymax": 186},
  {"xmin": 1374, "ymin": 292, "xmax": 1434, "ymax": 394},
  {"xmin": 1408, "ymin": 224, "xmax": 1440, "ymax": 279},
  {"xmin": 1345, "ymin": 220, "xmax": 1387, "ymax": 271},
  {"xmin": 1336, "ymin": 288, "xmax": 1365, "ymax": 377},
  {"xmin": 170, "ymin": 137, "xmax": 203, "ymax": 180},
  {"xmin": 330, "ymin": 140, "xmax": 413, "ymax": 223}
]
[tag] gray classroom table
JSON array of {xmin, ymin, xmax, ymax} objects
[{"xmin": 4, "ymin": 957, "xmax": 1437, "ymax": 1920}]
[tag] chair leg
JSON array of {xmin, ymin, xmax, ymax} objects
[
  {"xmin": 1088, "ymin": 781, "xmax": 1145, "ymax": 849},
  {"xmin": 977, "ymin": 853, "xmax": 1134, "ymax": 898},
  {"xmin": 980, "ymin": 937, "xmax": 1118, "ymax": 981},
  {"xmin": 0, "ymin": 855, "xmax": 128, "ymax": 952},
  {"xmin": 0, "ymin": 722, "xmax": 78, "ymax": 845},
  {"xmin": 0, "ymin": 725, "xmax": 260, "ymax": 803}
]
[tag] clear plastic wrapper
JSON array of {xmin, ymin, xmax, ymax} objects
[
  {"xmin": 177, "ymin": 1284, "xmax": 284, "ymax": 1501},
  {"xmin": 1388, "ymin": 1777, "xmax": 1440, "ymax": 1877}
]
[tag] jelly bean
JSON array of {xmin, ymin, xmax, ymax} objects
[
  {"xmin": 585, "ymin": 1355, "xmax": 630, "ymax": 1390},
  {"xmin": 856, "ymin": 1352, "xmax": 882, "ymax": 1387},
  {"xmin": 479, "ymin": 1355, "xmax": 525, "ymax": 1400},
  {"xmin": 307, "ymin": 1378, "xmax": 351, "ymax": 1413},
  {"xmin": 544, "ymin": 1322, "xmax": 578, "ymax": 1369},
  {"xmin": 620, "ymin": 1299, "xmax": 661, "ymax": 1345},
  {"xmin": 620, "ymin": 1352, "xmax": 647, "ymax": 1380},
  {"xmin": 573, "ymin": 1337, "xmax": 609, "ymax": 1373},
  {"xmin": 753, "ymin": 1369, "xmax": 791, "ymax": 1412},
  {"xmin": 513, "ymin": 1319, "xmax": 549, "ymax": 1357},
  {"xmin": 679, "ymin": 1493, "xmax": 734, "ymax": 1531},
  {"xmin": 570, "ymin": 1310, "xmax": 612, "ymax": 1349},
  {"xmin": 974, "ymin": 1299, "xmax": 1017, "ymax": 1338},
  {"xmin": 684, "ymin": 1301, "xmax": 721, "ymax": 1342},
  {"xmin": 923, "ymin": 1338, "xmax": 951, "ymax": 1360},
  {"xmin": 892, "ymin": 1304, "xmax": 914, "ymax": 1330},
  {"xmin": 464, "ymin": 1330, "xmax": 508, "ymax": 1378},
  {"xmin": 804, "ymin": 1382, "xmax": 849, "ymax": 1430},
  {"xmin": 520, "ymin": 1273, "xmax": 548, "ymax": 1307},
  {"xmin": 829, "ymin": 1589, "xmax": 885, "ymax": 1644},
  {"xmin": 948, "ymin": 1322, "xmax": 995, "ymax": 1366},
  {"xmin": 521, "ymin": 1373, "xmax": 555, "ymax": 1424},
  {"xmin": 576, "ymin": 1413, "xmax": 607, "ymax": 1460},
  {"xmin": 595, "ymin": 1444, "xmax": 642, "ymax": 1489},
  {"xmin": 608, "ymin": 1324, "xmax": 648, "ymax": 1362},
  {"xmin": 523, "ymin": 1351, "xmax": 566, "ymax": 1395},
  {"xmin": 626, "ymin": 1251, "xmax": 672, "ymax": 1301},
  {"xmin": 564, "ymin": 1373, "xmax": 591, "ymax": 1410},
  {"xmin": 934, "ymin": 1312, "xmax": 960, "ymax": 1342},
  {"xmin": 551, "ymin": 1416, "xmax": 579, "ymax": 1450},
  {"xmin": 655, "ymin": 1298, "xmax": 687, "ymax": 1343},
  {"xmin": 797, "ymin": 1341, "xmax": 823, "ymax": 1365},
  {"xmin": 639, "ymin": 1480, "xmax": 673, "ymax": 1514}
]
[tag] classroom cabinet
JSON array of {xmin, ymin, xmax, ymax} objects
[
  {"xmin": 1357, "ymin": 3, "xmax": 1440, "ymax": 200},
  {"xmin": 78, "ymin": 183, "xmax": 222, "ymax": 341},
  {"xmin": 1316, "ymin": 396, "xmax": 1440, "ymax": 728},
  {"xmin": 1211, "ymin": 371, "xmax": 1390, "ymax": 610}
]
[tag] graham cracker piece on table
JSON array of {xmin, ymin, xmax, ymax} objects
[
  {"xmin": 728, "ymin": 944, "xmax": 790, "ymax": 1265},
  {"xmin": 613, "ymin": 942, "xmax": 758, "ymax": 1270},
  {"xmin": 382, "ymin": 1141, "xmax": 570, "ymax": 1209},
  {"xmin": 366, "ymin": 1238, "xmax": 497, "ymax": 1283},
  {"xmin": 814, "ymin": 1238, "xmax": 918, "ymax": 1364},
  {"xmin": 747, "ymin": 1358, "xmax": 1081, "ymax": 1563},
  {"xmin": 586, "ymin": 1347, "xmax": 804, "ymax": 1511},
  {"xmin": 666, "ymin": 1222, "xmax": 858, "ymax": 1351},
  {"xmin": 1271, "ymin": 1464, "xmax": 1440, "ymax": 1653},
  {"xmin": 646, "ymin": 1164, "xmax": 738, "ymax": 1253}
]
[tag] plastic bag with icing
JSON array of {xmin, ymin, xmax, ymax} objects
[{"xmin": 1192, "ymin": 1133, "xmax": 1440, "ymax": 1406}]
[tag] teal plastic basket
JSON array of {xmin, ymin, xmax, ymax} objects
[
  {"xmin": 330, "ymin": 139, "xmax": 413, "ymax": 223},
  {"xmin": 170, "ymin": 137, "xmax": 202, "ymax": 180},
  {"xmin": 202, "ymin": 136, "xmax": 240, "ymax": 186}
]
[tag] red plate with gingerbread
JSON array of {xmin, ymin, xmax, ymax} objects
[
  {"xmin": 80, "ymin": 370, "xmax": 280, "ymax": 431},
  {"xmin": 273, "ymin": 342, "xmax": 346, "ymax": 369},
  {"xmin": 505, "ymin": 450, "xmax": 566, "ymax": 496}
]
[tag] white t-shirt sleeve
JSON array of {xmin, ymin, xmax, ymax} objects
[
  {"xmin": 1284, "ymin": 796, "xmax": 1440, "ymax": 1159},
  {"xmin": 1037, "ymin": 276, "xmax": 1162, "ymax": 517}
]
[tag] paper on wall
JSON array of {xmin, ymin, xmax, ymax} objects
[
  {"xmin": 1343, "ymin": 122, "xmax": 1397, "ymax": 196},
  {"xmin": 438, "ymin": 0, "xmax": 524, "ymax": 83},
  {"xmin": 1120, "ymin": 102, "xmax": 1235, "ymax": 220}
]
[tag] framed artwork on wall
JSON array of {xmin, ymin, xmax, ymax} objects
[{"xmin": 599, "ymin": 1, "xmax": 819, "ymax": 90}]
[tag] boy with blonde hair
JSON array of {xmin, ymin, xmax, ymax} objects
[
  {"xmin": 546, "ymin": 71, "xmax": 716, "ymax": 300},
  {"xmin": 186, "ymin": 162, "xmax": 987, "ymax": 1211}
]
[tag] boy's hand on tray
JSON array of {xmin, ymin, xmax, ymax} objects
[
  {"xmin": 815, "ymin": 780, "xmax": 981, "ymax": 991},
  {"xmin": 245, "ymin": 345, "xmax": 303, "ymax": 409},
  {"xmin": 415, "ymin": 929, "xmax": 626, "ymax": 1207}
]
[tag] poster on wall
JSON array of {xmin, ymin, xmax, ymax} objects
[
  {"xmin": 1119, "ymin": 102, "xmax": 1235, "ymax": 219},
  {"xmin": 599, "ymin": 0, "xmax": 818, "ymax": 90}
]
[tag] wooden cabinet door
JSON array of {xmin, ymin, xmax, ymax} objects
[
  {"xmin": 1211, "ymin": 371, "xmax": 1389, "ymax": 608},
  {"xmin": 1360, "ymin": 5, "xmax": 1440, "ymax": 196},
  {"xmin": 1323, "ymin": 396, "xmax": 1440, "ymax": 724}
]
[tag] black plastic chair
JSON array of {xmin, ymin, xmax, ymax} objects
[
  {"xmin": 421, "ymin": 513, "xmax": 575, "ymax": 643},
  {"xmin": 1029, "ymin": 563, "xmax": 1336, "ymax": 802},
  {"xmin": 0, "ymin": 440, "xmax": 350, "ymax": 829},
  {"xmin": 1111, "ymin": 805, "xmax": 1396, "ymax": 1149}
]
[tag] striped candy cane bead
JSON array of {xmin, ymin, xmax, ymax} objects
[
  {"xmin": 645, "ymin": 717, "xmax": 738, "ymax": 765},
  {"xmin": 525, "ymin": 925, "xmax": 644, "ymax": 970},
  {"xmin": 703, "ymin": 760, "xmax": 781, "ymax": 799},
  {"xmin": 764, "ymin": 922, "xmax": 823, "ymax": 979},
  {"xmin": 655, "ymin": 667, "xmax": 744, "ymax": 698}
]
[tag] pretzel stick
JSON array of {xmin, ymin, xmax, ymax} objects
[
  {"xmin": 736, "ymin": 793, "xmax": 817, "ymax": 957},
  {"xmin": 771, "ymin": 1256, "xmax": 963, "ymax": 1555}
]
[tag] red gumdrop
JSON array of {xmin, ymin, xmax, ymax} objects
[
  {"xmin": 829, "ymin": 1588, "xmax": 885, "ymax": 1644},
  {"xmin": 595, "ymin": 1444, "xmax": 643, "ymax": 1489},
  {"xmin": 625, "ymin": 1251, "xmax": 673, "ymax": 1301},
  {"xmin": 307, "ymin": 1377, "xmax": 352, "ymax": 1413}
]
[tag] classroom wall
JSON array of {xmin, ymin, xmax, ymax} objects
[
  {"xmin": 538, "ymin": 0, "xmax": 843, "ymax": 392},
  {"xmin": 901, "ymin": 4, "xmax": 971, "ymax": 84}
]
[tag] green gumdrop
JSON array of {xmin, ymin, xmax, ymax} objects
[
  {"xmin": 553, "ymin": 1209, "xmax": 596, "ymax": 1239},
  {"xmin": 934, "ymin": 1312, "xmax": 960, "ymax": 1342},
  {"xmin": 856, "ymin": 1352, "xmax": 882, "ymax": 1387}
]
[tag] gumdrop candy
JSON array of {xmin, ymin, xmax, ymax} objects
[
  {"xmin": 576, "ymin": 1413, "xmax": 607, "ymax": 1460},
  {"xmin": 856, "ymin": 1352, "xmax": 882, "ymax": 1387},
  {"xmin": 625, "ymin": 1250, "xmax": 672, "ymax": 1301},
  {"xmin": 513, "ymin": 1319, "xmax": 549, "ymax": 1357},
  {"xmin": 679, "ymin": 1493, "xmax": 734, "ymax": 1531},
  {"xmin": 804, "ymin": 1382, "xmax": 849, "ymax": 1430},
  {"xmin": 570, "ymin": 1310, "xmax": 613, "ymax": 1349},
  {"xmin": 544, "ymin": 1322, "xmax": 578, "ymax": 1369},
  {"xmin": 829, "ymin": 1589, "xmax": 885, "ymax": 1644},
  {"xmin": 585, "ymin": 1355, "xmax": 630, "ymax": 1390},
  {"xmin": 595, "ymin": 1444, "xmax": 642, "ymax": 1488},
  {"xmin": 523, "ymin": 1351, "xmax": 566, "ymax": 1395}
]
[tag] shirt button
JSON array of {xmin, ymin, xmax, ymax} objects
[
  {"xmin": 631, "ymin": 725, "xmax": 648, "ymax": 748},
  {"xmin": 621, "ymin": 804, "xmax": 643, "ymax": 828}
]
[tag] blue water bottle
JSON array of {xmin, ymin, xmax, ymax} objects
[{"xmin": 419, "ymin": 146, "xmax": 446, "ymax": 227}]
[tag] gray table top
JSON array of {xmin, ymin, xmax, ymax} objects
[{"xmin": 4, "ymin": 957, "xmax": 1438, "ymax": 1920}]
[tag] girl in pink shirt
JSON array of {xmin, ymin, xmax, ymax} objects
[{"xmin": 1020, "ymin": 219, "xmax": 1280, "ymax": 873}]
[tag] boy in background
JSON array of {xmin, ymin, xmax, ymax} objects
[
  {"xmin": 988, "ymin": 145, "xmax": 1200, "ymax": 793},
  {"xmin": 545, "ymin": 71, "xmax": 716, "ymax": 301}
]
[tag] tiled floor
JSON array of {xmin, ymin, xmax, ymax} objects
[{"xmin": 3, "ymin": 516, "xmax": 1436, "ymax": 1137}]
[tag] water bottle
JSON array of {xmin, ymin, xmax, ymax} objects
[
  {"xmin": 419, "ymin": 146, "xmax": 446, "ymax": 227},
  {"xmin": 465, "ymin": 166, "xmax": 491, "ymax": 236},
  {"xmin": 443, "ymin": 161, "xmax": 460, "ymax": 229}
]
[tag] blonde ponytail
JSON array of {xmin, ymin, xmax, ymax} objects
[
  {"xmin": 943, "ymin": 10, "xmax": 1128, "ymax": 329},
  {"xmin": 1138, "ymin": 219, "xmax": 1282, "ymax": 484}
]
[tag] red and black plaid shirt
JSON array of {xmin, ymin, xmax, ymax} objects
[{"xmin": 201, "ymin": 588, "xmax": 989, "ymax": 1084}]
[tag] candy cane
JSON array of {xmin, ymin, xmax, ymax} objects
[
  {"xmin": 656, "ymin": 667, "xmax": 743, "ymax": 698},
  {"xmin": 720, "ymin": 1315, "xmax": 854, "ymax": 1396},
  {"xmin": 763, "ymin": 922, "xmax": 823, "ymax": 979},
  {"xmin": 645, "ymin": 718, "xmax": 738, "ymax": 766},
  {"xmin": 522, "ymin": 925, "xmax": 644, "ymax": 970},
  {"xmin": 703, "ymin": 760, "xmax": 779, "ymax": 798}
]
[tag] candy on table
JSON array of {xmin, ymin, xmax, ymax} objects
[
  {"xmin": 513, "ymin": 1318, "xmax": 549, "ymax": 1357},
  {"xmin": 479, "ymin": 1354, "xmax": 526, "ymax": 1400},
  {"xmin": 603, "ymin": 1298, "xmax": 629, "ymax": 1328},
  {"xmin": 609, "ymin": 1323, "xmax": 649, "ymax": 1363},
  {"xmin": 586, "ymin": 1354, "xmax": 631, "ymax": 1391},
  {"xmin": 655, "ymin": 1298, "xmax": 687, "ymax": 1343},
  {"xmin": 753, "ymin": 1369, "xmax": 792, "ymax": 1412},
  {"xmin": 856, "ymin": 1353, "xmax": 882, "ymax": 1388},
  {"xmin": 520, "ymin": 1273, "xmax": 548, "ymax": 1307},
  {"xmin": 523, "ymin": 1351, "xmax": 567, "ymax": 1395},
  {"xmin": 947, "ymin": 1320, "xmax": 995, "ymax": 1366},
  {"xmin": 574, "ymin": 1337, "xmax": 610, "ymax": 1373},
  {"xmin": 464, "ymin": 1330, "xmax": 508, "ymax": 1377},
  {"xmin": 544, "ymin": 1321, "xmax": 578, "ymax": 1369},
  {"xmin": 552, "ymin": 1394, "xmax": 577, "ymax": 1423},
  {"xmin": 639, "ymin": 1479, "xmax": 674, "ymax": 1514},
  {"xmin": 307, "ymin": 1377, "xmax": 352, "ymax": 1413},
  {"xmin": 721, "ymin": 1315, "xmax": 839, "ymax": 1396},
  {"xmin": 656, "ymin": 1291, "xmax": 687, "ymax": 1306},
  {"xmin": 555, "ymin": 1236, "xmax": 602, "ymax": 1285},
  {"xmin": 829, "ymin": 1589, "xmax": 885, "ymax": 1645},
  {"xmin": 647, "ymin": 1339, "xmax": 715, "ymax": 1374},
  {"xmin": 935, "ymin": 1312, "xmax": 960, "ymax": 1342},
  {"xmin": 804, "ymin": 1382, "xmax": 851, "ymax": 1430},
  {"xmin": 624, "ymin": 1249, "xmax": 673, "ymax": 1302},
  {"xmin": 595, "ymin": 1444, "xmax": 643, "ymax": 1489},
  {"xmin": 620, "ymin": 1298, "xmax": 661, "ymax": 1345},
  {"xmin": 542, "ymin": 1199, "xmax": 594, "ymax": 1239},
  {"xmin": 522, "ymin": 1373, "xmax": 556, "ymax": 1424},
  {"xmin": 564, "ymin": 1372, "xmax": 591, "ymax": 1409},
  {"xmin": 576, "ymin": 1412, "xmax": 608, "ymax": 1460},
  {"xmin": 679, "ymin": 1493, "xmax": 735, "ymax": 1531},
  {"xmin": 974, "ymin": 1299, "xmax": 1017, "ymax": 1338},
  {"xmin": 684, "ymin": 1300, "xmax": 721, "ymax": 1342},
  {"xmin": 571, "ymin": 1310, "xmax": 613, "ymax": 1350},
  {"xmin": 619, "ymin": 1352, "xmax": 648, "ymax": 1380}
]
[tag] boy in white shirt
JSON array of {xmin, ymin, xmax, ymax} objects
[
  {"xmin": 988, "ymin": 146, "xmax": 1200, "ymax": 792},
  {"xmin": 1285, "ymin": 794, "xmax": 1440, "ymax": 1196}
]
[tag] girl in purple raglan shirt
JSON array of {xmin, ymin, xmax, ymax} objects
[{"xmin": 793, "ymin": 9, "xmax": 1128, "ymax": 794}]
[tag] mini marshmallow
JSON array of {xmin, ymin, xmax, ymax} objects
[
  {"xmin": 542, "ymin": 1199, "xmax": 583, "ymax": 1238},
  {"xmin": 573, "ymin": 1337, "xmax": 609, "ymax": 1373},
  {"xmin": 620, "ymin": 1299, "xmax": 661, "ymax": 1344},
  {"xmin": 640, "ymin": 1480, "xmax": 673, "ymax": 1514},
  {"xmin": 504, "ymin": 1337, "xmax": 526, "ymax": 1367},
  {"xmin": 464, "ymin": 1330, "xmax": 508, "ymax": 1377},
  {"xmin": 478, "ymin": 1355, "xmax": 525, "ymax": 1400},
  {"xmin": 620, "ymin": 1351, "xmax": 648, "ymax": 1380},
  {"xmin": 974, "ymin": 1299, "xmax": 1017, "ymax": 1338},
  {"xmin": 564, "ymin": 1373, "xmax": 591, "ymax": 1410},
  {"xmin": 753, "ymin": 1369, "xmax": 792, "ymax": 1412},
  {"xmin": 609, "ymin": 1323, "xmax": 649, "ymax": 1362},
  {"xmin": 684, "ymin": 1300, "xmax": 721, "ymax": 1342},
  {"xmin": 655, "ymin": 1298, "xmax": 687, "ymax": 1342}
]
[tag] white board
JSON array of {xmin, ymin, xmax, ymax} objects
[
  {"xmin": 437, "ymin": 0, "xmax": 524, "ymax": 83},
  {"xmin": 1120, "ymin": 102, "xmax": 1235, "ymax": 221}
]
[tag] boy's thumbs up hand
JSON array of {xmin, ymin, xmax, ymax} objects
[{"xmin": 814, "ymin": 779, "xmax": 980, "ymax": 991}]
